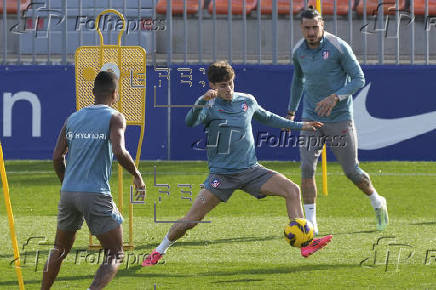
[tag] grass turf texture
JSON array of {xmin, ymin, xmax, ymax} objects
[{"xmin": 0, "ymin": 161, "xmax": 435, "ymax": 289}]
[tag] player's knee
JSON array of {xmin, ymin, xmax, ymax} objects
[
  {"xmin": 51, "ymin": 245, "xmax": 70, "ymax": 261},
  {"xmin": 345, "ymin": 167, "xmax": 370, "ymax": 186},
  {"xmin": 282, "ymin": 179, "xmax": 300, "ymax": 200},
  {"xmin": 103, "ymin": 248, "xmax": 124, "ymax": 265}
]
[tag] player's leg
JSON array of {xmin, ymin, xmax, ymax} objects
[
  {"xmin": 142, "ymin": 188, "xmax": 221, "ymax": 266},
  {"xmin": 42, "ymin": 191, "xmax": 83, "ymax": 289},
  {"xmin": 259, "ymin": 173, "xmax": 304, "ymax": 219},
  {"xmin": 299, "ymin": 127, "xmax": 324, "ymax": 235},
  {"xmin": 327, "ymin": 121, "xmax": 388, "ymax": 230},
  {"xmin": 167, "ymin": 189, "xmax": 221, "ymax": 241},
  {"xmin": 90, "ymin": 226, "xmax": 124, "ymax": 290},
  {"xmin": 242, "ymin": 165, "xmax": 332, "ymax": 257},
  {"xmin": 82, "ymin": 193, "xmax": 124, "ymax": 289},
  {"xmin": 41, "ymin": 229, "xmax": 76, "ymax": 290}
]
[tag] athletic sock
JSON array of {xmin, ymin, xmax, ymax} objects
[
  {"xmin": 156, "ymin": 234, "xmax": 173, "ymax": 254},
  {"xmin": 303, "ymin": 203, "xmax": 317, "ymax": 226},
  {"xmin": 368, "ymin": 190, "xmax": 382, "ymax": 209}
]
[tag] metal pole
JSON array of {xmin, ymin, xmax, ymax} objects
[
  {"xmin": 167, "ymin": 72, "xmax": 171, "ymax": 160},
  {"xmin": 272, "ymin": 0, "xmax": 278, "ymax": 64},
  {"xmin": 62, "ymin": 0, "xmax": 67, "ymax": 64},
  {"xmin": 410, "ymin": 0, "xmax": 414, "ymax": 64},
  {"xmin": 198, "ymin": 0, "xmax": 202, "ymax": 63},
  {"xmin": 333, "ymin": 0, "xmax": 337, "ymax": 35},
  {"xmin": 167, "ymin": 0, "xmax": 172, "ymax": 65},
  {"xmin": 228, "ymin": 0, "xmax": 232, "ymax": 63},
  {"xmin": 258, "ymin": 0, "xmax": 262, "ymax": 64},
  {"xmin": 348, "ymin": 0, "xmax": 352, "ymax": 45},
  {"xmin": 48, "ymin": 0, "xmax": 51, "ymax": 64},
  {"xmin": 363, "ymin": 0, "xmax": 367, "ymax": 64},
  {"xmin": 32, "ymin": 2, "xmax": 36, "ymax": 64},
  {"xmin": 243, "ymin": 0, "xmax": 247, "ymax": 64},
  {"xmin": 289, "ymin": 0, "xmax": 293, "ymax": 64},
  {"xmin": 16, "ymin": 0, "xmax": 21, "ymax": 64},
  {"xmin": 108, "ymin": 0, "xmax": 112, "ymax": 44},
  {"xmin": 2, "ymin": 0, "xmax": 7, "ymax": 64},
  {"xmin": 95, "ymin": 0, "xmax": 98, "ymax": 45},
  {"xmin": 395, "ymin": 0, "xmax": 399, "ymax": 64},
  {"xmin": 167, "ymin": 0, "xmax": 172, "ymax": 160},
  {"xmin": 79, "ymin": 0, "xmax": 83, "ymax": 47},
  {"xmin": 378, "ymin": 0, "xmax": 384, "ymax": 64},
  {"xmin": 184, "ymin": 0, "xmax": 187, "ymax": 63},
  {"xmin": 137, "ymin": 0, "xmax": 141, "ymax": 47},
  {"xmin": 123, "ymin": 0, "xmax": 126, "ymax": 45},
  {"xmin": 152, "ymin": 0, "xmax": 156, "ymax": 65},
  {"xmin": 213, "ymin": 0, "xmax": 216, "ymax": 62},
  {"xmin": 425, "ymin": 0, "xmax": 429, "ymax": 64}
]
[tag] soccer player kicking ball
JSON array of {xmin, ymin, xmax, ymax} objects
[
  {"xmin": 41, "ymin": 71, "xmax": 145, "ymax": 290},
  {"xmin": 142, "ymin": 61, "xmax": 332, "ymax": 267}
]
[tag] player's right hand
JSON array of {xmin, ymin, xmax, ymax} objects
[
  {"xmin": 134, "ymin": 172, "xmax": 146, "ymax": 191},
  {"xmin": 202, "ymin": 89, "xmax": 218, "ymax": 101},
  {"xmin": 282, "ymin": 112, "xmax": 295, "ymax": 133},
  {"xmin": 302, "ymin": 121, "xmax": 324, "ymax": 131}
]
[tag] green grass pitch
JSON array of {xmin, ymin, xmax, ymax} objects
[{"xmin": 0, "ymin": 160, "xmax": 435, "ymax": 289}]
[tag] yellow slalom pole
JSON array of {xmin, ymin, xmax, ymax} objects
[
  {"xmin": 321, "ymin": 144, "xmax": 328, "ymax": 196},
  {"xmin": 0, "ymin": 142, "xmax": 25, "ymax": 290},
  {"xmin": 314, "ymin": 0, "xmax": 328, "ymax": 196}
]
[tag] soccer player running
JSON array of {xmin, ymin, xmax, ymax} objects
[
  {"xmin": 287, "ymin": 8, "xmax": 388, "ymax": 235},
  {"xmin": 41, "ymin": 71, "xmax": 145, "ymax": 290},
  {"xmin": 142, "ymin": 61, "xmax": 332, "ymax": 267}
]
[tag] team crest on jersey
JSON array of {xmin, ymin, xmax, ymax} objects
[
  {"xmin": 241, "ymin": 102, "xmax": 248, "ymax": 112},
  {"xmin": 322, "ymin": 50, "xmax": 329, "ymax": 60},
  {"xmin": 211, "ymin": 178, "xmax": 221, "ymax": 188}
]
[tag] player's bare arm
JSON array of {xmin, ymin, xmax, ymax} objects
[
  {"xmin": 110, "ymin": 112, "xmax": 145, "ymax": 190},
  {"xmin": 315, "ymin": 94, "xmax": 339, "ymax": 117},
  {"xmin": 52, "ymin": 123, "xmax": 68, "ymax": 183}
]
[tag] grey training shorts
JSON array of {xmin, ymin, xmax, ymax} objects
[
  {"xmin": 204, "ymin": 164, "xmax": 277, "ymax": 202},
  {"xmin": 57, "ymin": 191, "xmax": 124, "ymax": 236},
  {"xmin": 299, "ymin": 120, "xmax": 359, "ymax": 179}
]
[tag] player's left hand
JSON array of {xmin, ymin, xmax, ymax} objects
[{"xmin": 315, "ymin": 94, "xmax": 338, "ymax": 117}]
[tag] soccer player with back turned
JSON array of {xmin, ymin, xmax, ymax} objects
[
  {"xmin": 287, "ymin": 8, "xmax": 389, "ymax": 235},
  {"xmin": 142, "ymin": 61, "xmax": 332, "ymax": 267},
  {"xmin": 41, "ymin": 71, "xmax": 145, "ymax": 290}
]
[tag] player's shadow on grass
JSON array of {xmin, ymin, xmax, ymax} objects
[
  {"xmin": 211, "ymin": 278, "xmax": 264, "ymax": 284},
  {"xmin": 199, "ymin": 263, "xmax": 358, "ymax": 277},
  {"xmin": 0, "ymin": 275, "xmax": 96, "ymax": 286},
  {"xmin": 410, "ymin": 221, "xmax": 436, "ymax": 226},
  {"xmin": 117, "ymin": 265, "xmax": 196, "ymax": 278},
  {"xmin": 133, "ymin": 235, "xmax": 280, "ymax": 251},
  {"xmin": 328, "ymin": 229, "xmax": 378, "ymax": 236}
]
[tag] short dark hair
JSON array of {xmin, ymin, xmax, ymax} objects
[
  {"xmin": 93, "ymin": 71, "xmax": 118, "ymax": 97},
  {"xmin": 301, "ymin": 6, "xmax": 323, "ymax": 22},
  {"xmin": 207, "ymin": 60, "xmax": 235, "ymax": 83}
]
